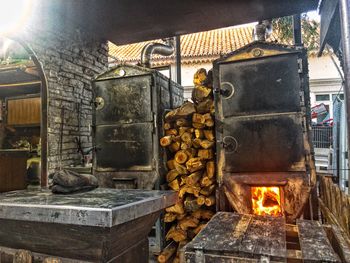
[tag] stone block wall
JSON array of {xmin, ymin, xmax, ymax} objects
[{"xmin": 21, "ymin": 25, "xmax": 108, "ymax": 174}]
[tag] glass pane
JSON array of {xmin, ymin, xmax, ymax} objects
[
  {"xmin": 332, "ymin": 93, "xmax": 344, "ymax": 101},
  {"xmin": 316, "ymin": 94, "xmax": 330, "ymax": 101}
]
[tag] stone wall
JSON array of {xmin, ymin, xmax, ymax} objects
[{"xmin": 22, "ymin": 25, "xmax": 108, "ymax": 174}]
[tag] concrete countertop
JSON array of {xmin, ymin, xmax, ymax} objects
[{"xmin": 0, "ymin": 188, "xmax": 177, "ymax": 227}]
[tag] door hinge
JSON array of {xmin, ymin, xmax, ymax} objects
[{"xmin": 345, "ymin": 151, "xmax": 348, "ymax": 159}]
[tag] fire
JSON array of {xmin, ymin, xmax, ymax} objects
[{"xmin": 251, "ymin": 186, "xmax": 282, "ymax": 216}]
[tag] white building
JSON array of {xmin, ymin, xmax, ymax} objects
[{"xmin": 109, "ymin": 24, "xmax": 343, "ymax": 119}]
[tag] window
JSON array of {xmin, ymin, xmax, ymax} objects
[
  {"xmin": 316, "ymin": 94, "xmax": 330, "ymax": 101},
  {"xmin": 332, "ymin": 93, "xmax": 344, "ymax": 101}
]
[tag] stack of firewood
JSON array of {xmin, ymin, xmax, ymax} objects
[{"xmin": 158, "ymin": 69, "xmax": 216, "ymax": 263}]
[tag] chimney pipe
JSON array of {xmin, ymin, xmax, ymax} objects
[{"xmin": 141, "ymin": 38, "xmax": 175, "ymax": 68}]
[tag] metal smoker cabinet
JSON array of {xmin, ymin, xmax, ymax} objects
[
  {"xmin": 213, "ymin": 42, "xmax": 316, "ymax": 220},
  {"xmin": 214, "ymin": 41, "xmax": 313, "ymax": 176},
  {"xmin": 92, "ymin": 64, "xmax": 184, "ymax": 190}
]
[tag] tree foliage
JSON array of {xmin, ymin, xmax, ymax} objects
[{"xmin": 272, "ymin": 14, "xmax": 319, "ymax": 50}]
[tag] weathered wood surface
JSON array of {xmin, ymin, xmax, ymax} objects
[
  {"xmin": 324, "ymin": 224, "xmax": 350, "ymax": 263},
  {"xmin": 183, "ymin": 212, "xmax": 347, "ymax": 263},
  {"xmin": 184, "ymin": 212, "xmax": 286, "ymax": 262},
  {"xmin": 0, "ymin": 212, "xmax": 157, "ymax": 262},
  {"xmin": 319, "ymin": 175, "xmax": 350, "ymax": 237},
  {"xmin": 297, "ymin": 219, "xmax": 340, "ymax": 262}
]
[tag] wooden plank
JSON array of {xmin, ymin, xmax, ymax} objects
[
  {"xmin": 297, "ymin": 219, "xmax": 340, "ymax": 262},
  {"xmin": 323, "ymin": 225, "xmax": 350, "ymax": 263},
  {"xmin": 239, "ymin": 215, "xmax": 286, "ymax": 261},
  {"xmin": 185, "ymin": 212, "xmax": 286, "ymax": 261},
  {"xmin": 185, "ymin": 212, "xmax": 244, "ymax": 255}
]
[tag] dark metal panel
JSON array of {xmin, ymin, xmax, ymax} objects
[
  {"xmin": 221, "ymin": 114, "xmax": 306, "ymax": 172},
  {"xmin": 319, "ymin": 0, "xmax": 341, "ymax": 55},
  {"xmin": 219, "ymin": 54, "xmax": 301, "ymax": 118},
  {"xmin": 94, "ymin": 75, "xmax": 153, "ymax": 125},
  {"xmin": 95, "ymin": 123, "xmax": 153, "ymax": 171},
  {"xmin": 37, "ymin": 0, "xmax": 318, "ymax": 45}
]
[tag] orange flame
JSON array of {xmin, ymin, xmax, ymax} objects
[{"xmin": 251, "ymin": 186, "xmax": 282, "ymax": 216}]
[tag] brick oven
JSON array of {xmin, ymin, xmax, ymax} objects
[{"xmin": 213, "ymin": 41, "xmax": 316, "ymax": 223}]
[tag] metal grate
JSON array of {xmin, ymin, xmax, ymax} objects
[{"xmin": 312, "ymin": 126, "xmax": 333, "ymax": 148}]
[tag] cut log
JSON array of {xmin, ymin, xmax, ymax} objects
[
  {"xmin": 176, "ymin": 118, "xmax": 190, "ymax": 127},
  {"xmin": 157, "ymin": 241, "xmax": 177, "ymax": 263},
  {"xmin": 180, "ymin": 142, "xmax": 191, "ymax": 150},
  {"xmin": 200, "ymin": 174, "xmax": 214, "ymax": 187},
  {"xmin": 203, "ymin": 130, "xmax": 215, "ymax": 141},
  {"xmin": 165, "ymin": 101, "xmax": 196, "ymax": 122},
  {"xmin": 14, "ymin": 250, "xmax": 32, "ymax": 263},
  {"xmin": 192, "ymin": 122, "xmax": 206, "ymax": 129},
  {"xmin": 166, "ymin": 226, "xmax": 187, "ymax": 242},
  {"xmin": 186, "ymin": 158, "xmax": 205, "ymax": 173},
  {"xmin": 163, "ymin": 122, "xmax": 172, "ymax": 130},
  {"xmin": 193, "ymin": 68, "xmax": 208, "ymax": 86},
  {"xmin": 179, "ymin": 185, "xmax": 201, "ymax": 198},
  {"xmin": 205, "ymin": 118, "xmax": 214, "ymax": 127},
  {"xmin": 169, "ymin": 142, "xmax": 180, "ymax": 152},
  {"xmin": 205, "ymin": 195, "xmax": 216, "ymax": 206},
  {"xmin": 179, "ymin": 175, "xmax": 187, "ymax": 186},
  {"xmin": 160, "ymin": 136, "xmax": 172, "ymax": 147},
  {"xmin": 184, "ymin": 148, "xmax": 197, "ymax": 158},
  {"xmin": 192, "ymin": 113, "xmax": 205, "ymax": 124},
  {"xmin": 192, "ymin": 138, "xmax": 202, "ymax": 149},
  {"xmin": 169, "ymin": 179, "xmax": 180, "ymax": 191},
  {"xmin": 178, "ymin": 216, "xmax": 199, "ymax": 230},
  {"xmin": 175, "ymin": 150, "xmax": 188, "ymax": 164},
  {"xmin": 165, "ymin": 129, "xmax": 178, "ymax": 136},
  {"xmin": 176, "ymin": 213, "xmax": 186, "ymax": 221},
  {"xmin": 200, "ymin": 185, "xmax": 216, "ymax": 197},
  {"xmin": 192, "ymin": 85, "xmax": 212, "ymax": 103},
  {"xmin": 185, "ymin": 171, "xmax": 202, "ymax": 186},
  {"xmin": 166, "ymin": 203, "xmax": 185, "ymax": 214},
  {"xmin": 192, "ymin": 209, "xmax": 215, "ymax": 220},
  {"xmin": 206, "ymin": 161, "xmax": 215, "ymax": 178},
  {"xmin": 196, "ymin": 98, "xmax": 214, "ymax": 114},
  {"xmin": 179, "ymin": 127, "xmax": 190, "ymax": 136},
  {"xmin": 181, "ymin": 132, "xmax": 192, "ymax": 143},
  {"xmin": 197, "ymin": 195, "xmax": 206, "ymax": 206},
  {"xmin": 166, "ymin": 169, "xmax": 180, "ymax": 182},
  {"xmin": 194, "ymin": 129, "xmax": 204, "ymax": 139},
  {"xmin": 174, "ymin": 162, "xmax": 189, "ymax": 175},
  {"xmin": 164, "ymin": 213, "xmax": 177, "ymax": 223},
  {"xmin": 167, "ymin": 159, "xmax": 176, "ymax": 170},
  {"xmin": 198, "ymin": 149, "xmax": 213, "ymax": 159},
  {"xmin": 200, "ymin": 140, "xmax": 214, "ymax": 149},
  {"xmin": 184, "ymin": 196, "xmax": 201, "ymax": 212}
]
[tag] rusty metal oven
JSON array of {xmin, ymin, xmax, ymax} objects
[
  {"xmin": 213, "ymin": 42, "xmax": 316, "ymax": 222},
  {"xmin": 92, "ymin": 64, "xmax": 183, "ymax": 190}
]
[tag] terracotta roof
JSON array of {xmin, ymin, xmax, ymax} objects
[{"xmin": 108, "ymin": 24, "xmax": 317, "ymax": 66}]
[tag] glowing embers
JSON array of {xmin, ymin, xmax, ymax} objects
[{"xmin": 251, "ymin": 186, "xmax": 282, "ymax": 216}]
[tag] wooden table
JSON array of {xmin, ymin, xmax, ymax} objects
[
  {"xmin": 0, "ymin": 188, "xmax": 177, "ymax": 262},
  {"xmin": 183, "ymin": 212, "xmax": 349, "ymax": 262}
]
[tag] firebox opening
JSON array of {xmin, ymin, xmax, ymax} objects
[{"xmin": 251, "ymin": 186, "xmax": 283, "ymax": 217}]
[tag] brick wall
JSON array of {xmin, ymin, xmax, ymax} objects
[{"xmin": 21, "ymin": 25, "xmax": 108, "ymax": 174}]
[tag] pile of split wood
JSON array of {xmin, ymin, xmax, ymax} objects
[{"xmin": 158, "ymin": 69, "xmax": 216, "ymax": 263}]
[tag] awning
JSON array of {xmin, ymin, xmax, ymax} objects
[{"xmin": 37, "ymin": 0, "xmax": 318, "ymax": 45}]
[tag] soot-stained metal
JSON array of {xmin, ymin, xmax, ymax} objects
[
  {"xmin": 92, "ymin": 65, "xmax": 183, "ymax": 190},
  {"xmin": 213, "ymin": 41, "xmax": 316, "ymax": 222}
]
